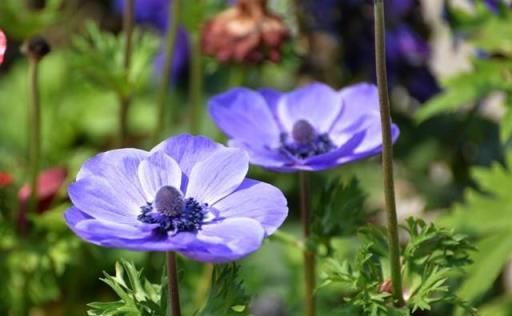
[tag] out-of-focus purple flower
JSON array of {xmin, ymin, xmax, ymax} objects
[
  {"xmin": 209, "ymin": 82, "xmax": 399, "ymax": 172},
  {"xmin": 386, "ymin": 26, "xmax": 430, "ymax": 67},
  {"xmin": 115, "ymin": 0, "xmax": 169, "ymax": 32},
  {"xmin": 64, "ymin": 135, "xmax": 288, "ymax": 263},
  {"xmin": 154, "ymin": 28, "xmax": 190, "ymax": 79},
  {"xmin": 302, "ymin": 0, "xmax": 440, "ymax": 102},
  {"xmin": 114, "ymin": 0, "xmax": 190, "ymax": 78}
]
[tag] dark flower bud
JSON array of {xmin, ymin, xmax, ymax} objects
[
  {"xmin": 21, "ymin": 36, "xmax": 51, "ymax": 61},
  {"xmin": 201, "ymin": 0, "xmax": 288, "ymax": 64}
]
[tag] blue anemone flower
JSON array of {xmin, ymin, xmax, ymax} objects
[
  {"xmin": 64, "ymin": 135, "xmax": 288, "ymax": 263},
  {"xmin": 209, "ymin": 82, "xmax": 399, "ymax": 172}
]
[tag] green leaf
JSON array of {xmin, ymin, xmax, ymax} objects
[
  {"xmin": 70, "ymin": 22, "xmax": 158, "ymax": 98},
  {"xmin": 457, "ymin": 231, "xmax": 512, "ymax": 304},
  {"xmin": 87, "ymin": 260, "xmax": 163, "ymax": 316},
  {"xmin": 312, "ymin": 177, "xmax": 369, "ymax": 255},
  {"xmin": 195, "ymin": 264, "xmax": 250, "ymax": 316},
  {"xmin": 416, "ymin": 59, "xmax": 512, "ymax": 122}
]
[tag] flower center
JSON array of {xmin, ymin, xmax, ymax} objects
[
  {"xmin": 279, "ymin": 120, "xmax": 336, "ymax": 160},
  {"xmin": 138, "ymin": 186, "xmax": 206, "ymax": 235}
]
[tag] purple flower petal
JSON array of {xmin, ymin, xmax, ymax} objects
[
  {"xmin": 152, "ymin": 134, "xmax": 220, "ymax": 178},
  {"xmin": 65, "ymin": 207, "xmax": 196, "ymax": 251},
  {"xmin": 181, "ymin": 217, "xmax": 265, "ymax": 263},
  {"xmin": 277, "ymin": 83, "xmax": 342, "ymax": 133},
  {"xmin": 330, "ymin": 83, "xmax": 380, "ymax": 136},
  {"xmin": 75, "ymin": 149, "xmax": 148, "ymax": 208},
  {"xmin": 213, "ymin": 178, "xmax": 288, "ymax": 235},
  {"xmin": 208, "ymin": 88, "xmax": 281, "ymax": 147},
  {"xmin": 228, "ymin": 139, "xmax": 294, "ymax": 170},
  {"xmin": 68, "ymin": 176, "xmax": 142, "ymax": 224},
  {"xmin": 138, "ymin": 151, "xmax": 182, "ymax": 200},
  {"xmin": 186, "ymin": 148, "xmax": 249, "ymax": 205}
]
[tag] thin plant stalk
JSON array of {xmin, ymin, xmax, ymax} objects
[
  {"xmin": 27, "ymin": 57, "xmax": 41, "ymax": 217},
  {"xmin": 299, "ymin": 171, "xmax": 315, "ymax": 316},
  {"xmin": 374, "ymin": 0, "xmax": 404, "ymax": 306},
  {"xmin": 153, "ymin": 0, "xmax": 180, "ymax": 143},
  {"xmin": 189, "ymin": 34, "xmax": 202, "ymax": 134},
  {"xmin": 118, "ymin": 0, "xmax": 135, "ymax": 147},
  {"xmin": 167, "ymin": 251, "xmax": 182, "ymax": 316}
]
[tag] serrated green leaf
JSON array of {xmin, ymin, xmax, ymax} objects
[{"xmin": 195, "ymin": 264, "xmax": 250, "ymax": 316}]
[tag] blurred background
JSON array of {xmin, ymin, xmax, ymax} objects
[{"xmin": 1, "ymin": 0, "xmax": 512, "ymax": 315}]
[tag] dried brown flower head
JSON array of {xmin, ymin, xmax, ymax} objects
[{"xmin": 201, "ymin": 0, "xmax": 288, "ymax": 64}]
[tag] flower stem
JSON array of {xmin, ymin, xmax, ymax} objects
[
  {"xmin": 189, "ymin": 34, "xmax": 202, "ymax": 134},
  {"xmin": 119, "ymin": 0, "xmax": 135, "ymax": 147},
  {"xmin": 373, "ymin": 0, "xmax": 404, "ymax": 306},
  {"xmin": 153, "ymin": 0, "xmax": 180, "ymax": 144},
  {"xmin": 28, "ymin": 57, "xmax": 41, "ymax": 215},
  {"xmin": 167, "ymin": 251, "xmax": 182, "ymax": 316},
  {"xmin": 299, "ymin": 171, "xmax": 315, "ymax": 316},
  {"xmin": 270, "ymin": 230, "xmax": 305, "ymax": 250}
]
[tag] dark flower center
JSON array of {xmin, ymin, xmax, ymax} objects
[
  {"xmin": 138, "ymin": 185, "xmax": 206, "ymax": 236},
  {"xmin": 280, "ymin": 120, "xmax": 336, "ymax": 160}
]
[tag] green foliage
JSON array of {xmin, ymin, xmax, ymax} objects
[
  {"xmin": 0, "ymin": 206, "xmax": 79, "ymax": 315},
  {"xmin": 438, "ymin": 151, "xmax": 512, "ymax": 305},
  {"xmin": 196, "ymin": 264, "xmax": 250, "ymax": 316},
  {"xmin": 312, "ymin": 177, "xmax": 369, "ymax": 255},
  {"xmin": 320, "ymin": 218, "xmax": 476, "ymax": 315},
  {"xmin": 71, "ymin": 22, "xmax": 159, "ymax": 99},
  {"xmin": 0, "ymin": 0, "xmax": 65, "ymax": 39},
  {"xmin": 416, "ymin": 59, "xmax": 512, "ymax": 122},
  {"xmin": 417, "ymin": 4, "xmax": 512, "ymax": 142},
  {"xmin": 88, "ymin": 260, "xmax": 164, "ymax": 316}
]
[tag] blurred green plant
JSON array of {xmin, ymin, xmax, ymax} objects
[
  {"xmin": 311, "ymin": 177, "xmax": 370, "ymax": 256},
  {"xmin": 438, "ymin": 151, "xmax": 512, "ymax": 311},
  {"xmin": 0, "ymin": 0, "xmax": 65, "ymax": 39},
  {"xmin": 71, "ymin": 22, "xmax": 159, "ymax": 101},
  {"xmin": 320, "ymin": 218, "xmax": 476, "ymax": 316},
  {"xmin": 0, "ymin": 204, "xmax": 79, "ymax": 315},
  {"xmin": 417, "ymin": 5, "xmax": 512, "ymax": 143}
]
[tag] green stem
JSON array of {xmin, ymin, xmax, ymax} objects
[
  {"xmin": 299, "ymin": 171, "xmax": 315, "ymax": 316},
  {"xmin": 167, "ymin": 252, "xmax": 182, "ymax": 316},
  {"xmin": 374, "ymin": 0, "xmax": 404, "ymax": 306},
  {"xmin": 28, "ymin": 57, "xmax": 41, "ymax": 216},
  {"xmin": 270, "ymin": 230, "xmax": 305, "ymax": 250},
  {"xmin": 118, "ymin": 0, "xmax": 135, "ymax": 147},
  {"xmin": 189, "ymin": 34, "xmax": 203, "ymax": 135},
  {"xmin": 153, "ymin": 0, "xmax": 180, "ymax": 143}
]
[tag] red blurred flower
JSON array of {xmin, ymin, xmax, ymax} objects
[
  {"xmin": 18, "ymin": 167, "xmax": 68, "ymax": 215},
  {"xmin": 0, "ymin": 29, "xmax": 6, "ymax": 65},
  {"xmin": 0, "ymin": 171, "xmax": 13, "ymax": 187},
  {"xmin": 201, "ymin": 0, "xmax": 288, "ymax": 64}
]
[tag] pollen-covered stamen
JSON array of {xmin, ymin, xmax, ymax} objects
[
  {"xmin": 138, "ymin": 186, "xmax": 206, "ymax": 234},
  {"xmin": 292, "ymin": 119, "xmax": 315, "ymax": 145},
  {"xmin": 154, "ymin": 185, "xmax": 183, "ymax": 217}
]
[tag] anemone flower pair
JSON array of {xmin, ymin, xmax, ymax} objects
[
  {"xmin": 209, "ymin": 82, "xmax": 399, "ymax": 172},
  {"xmin": 65, "ymin": 135, "xmax": 288, "ymax": 263}
]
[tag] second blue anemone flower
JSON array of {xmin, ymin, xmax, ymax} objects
[
  {"xmin": 64, "ymin": 135, "xmax": 288, "ymax": 263},
  {"xmin": 209, "ymin": 82, "xmax": 399, "ymax": 172}
]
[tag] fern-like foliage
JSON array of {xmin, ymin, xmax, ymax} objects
[
  {"xmin": 320, "ymin": 218, "xmax": 476, "ymax": 315},
  {"xmin": 195, "ymin": 264, "xmax": 250, "ymax": 316},
  {"xmin": 87, "ymin": 260, "xmax": 164, "ymax": 316}
]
